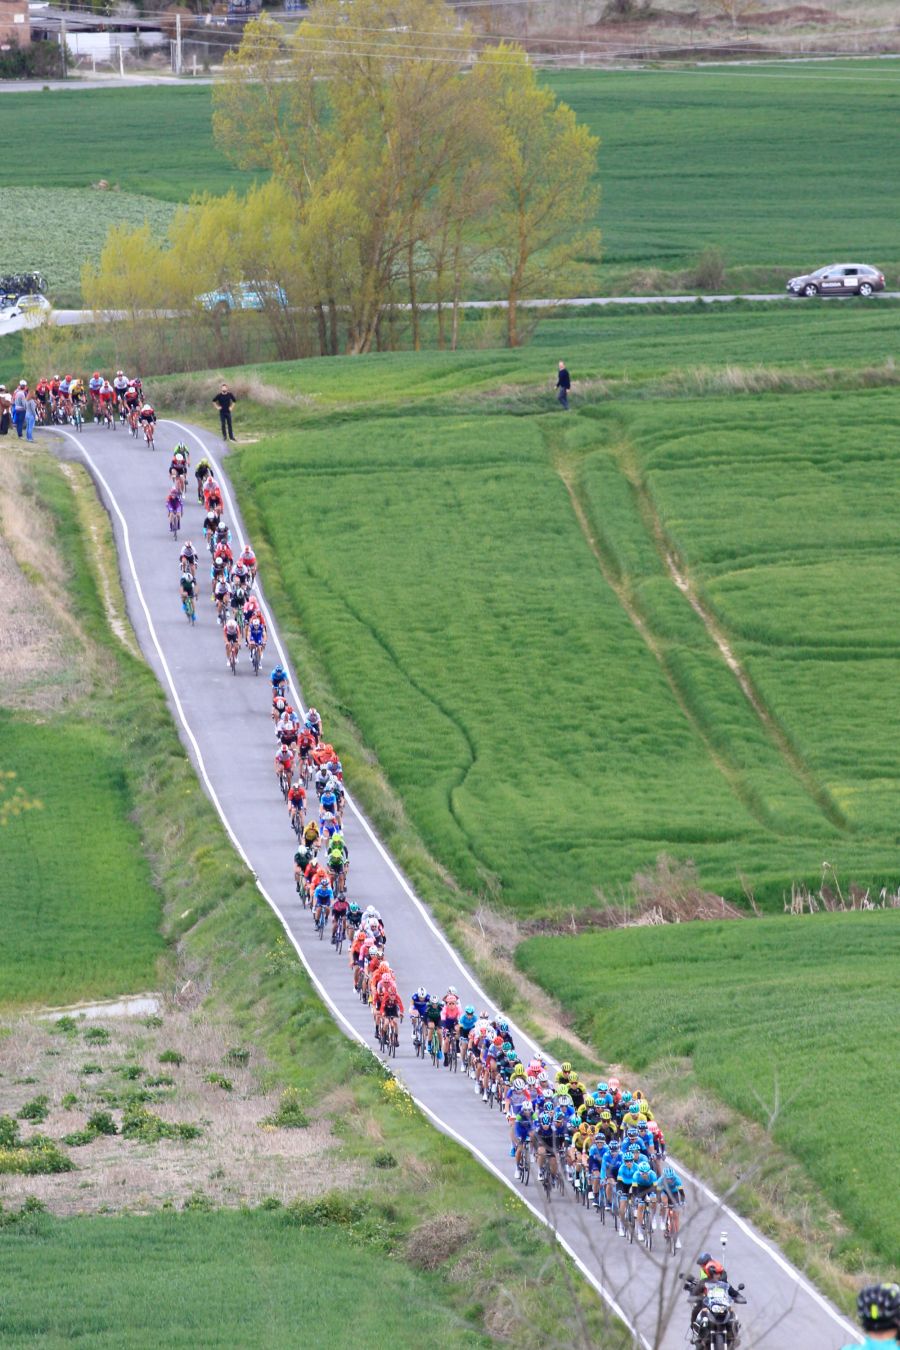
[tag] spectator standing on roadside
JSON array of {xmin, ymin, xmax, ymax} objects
[
  {"xmin": 0, "ymin": 385, "xmax": 11, "ymax": 436},
  {"xmin": 25, "ymin": 388, "xmax": 37, "ymax": 441},
  {"xmin": 556, "ymin": 360, "xmax": 571, "ymax": 411},
  {"xmin": 11, "ymin": 380, "xmax": 27, "ymax": 437},
  {"xmin": 213, "ymin": 383, "xmax": 237, "ymax": 442}
]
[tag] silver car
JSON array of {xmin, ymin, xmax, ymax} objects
[{"xmin": 787, "ymin": 263, "xmax": 885, "ymax": 298}]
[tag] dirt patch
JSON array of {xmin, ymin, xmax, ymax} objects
[
  {"xmin": 406, "ymin": 1212, "xmax": 474, "ymax": 1269},
  {"xmin": 0, "ymin": 1008, "xmax": 346, "ymax": 1215}
]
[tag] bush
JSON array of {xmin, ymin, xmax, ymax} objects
[
  {"xmin": 61, "ymin": 1093, "xmax": 78, "ymax": 1111},
  {"xmin": 84, "ymin": 1027, "xmax": 111, "ymax": 1046},
  {"xmin": 0, "ymin": 1196, "xmax": 48, "ymax": 1231},
  {"xmin": 158, "ymin": 1049, "xmax": 184, "ymax": 1066},
  {"xmin": 120, "ymin": 1102, "xmax": 201, "ymax": 1144},
  {"xmin": 373, "ymin": 1151, "xmax": 397, "ymax": 1169},
  {"xmin": 119, "ymin": 1065, "xmax": 144, "ymax": 1081},
  {"xmin": 0, "ymin": 1115, "xmax": 21, "ymax": 1148},
  {"xmin": 143, "ymin": 1015, "xmax": 164, "ymax": 1029},
  {"xmin": 81, "ymin": 1063, "xmax": 103, "ymax": 1075},
  {"xmin": 261, "ymin": 1088, "xmax": 309, "ymax": 1129},
  {"xmin": 63, "ymin": 1130, "xmax": 96, "ymax": 1147},
  {"xmin": 182, "ymin": 1189, "xmax": 213, "ymax": 1212},
  {"xmin": 86, "ymin": 1111, "xmax": 117, "ymax": 1137},
  {"xmin": 0, "ymin": 39, "xmax": 64, "ymax": 80},
  {"xmin": 52, "ymin": 1015, "xmax": 79, "ymax": 1035},
  {"xmin": 224, "ymin": 1047, "xmax": 250, "ymax": 1069},
  {"xmin": 204, "ymin": 1073, "xmax": 232, "ymax": 1091},
  {"xmin": 0, "ymin": 1138, "xmax": 73, "ymax": 1175},
  {"xmin": 145, "ymin": 1075, "xmax": 175, "ymax": 1088},
  {"xmin": 17, "ymin": 1096, "xmax": 49, "ymax": 1124},
  {"xmin": 690, "ymin": 245, "xmax": 726, "ymax": 291}
]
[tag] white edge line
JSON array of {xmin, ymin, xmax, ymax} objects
[
  {"xmin": 71, "ymin": 421, "xmax": 860, "ymax": 1345},
  {"xmin": 57, "ymin": 423, "xmax": 648, "ymax": 1344}
]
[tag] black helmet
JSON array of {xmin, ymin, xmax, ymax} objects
[{"xmin": 857, "ymin": 1283, "xmax": 900, "ymax": 1333}]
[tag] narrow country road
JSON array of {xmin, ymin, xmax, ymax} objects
[{"xmin": 48, "ymin": 418, "xmax": 861, "ymax": 1350}]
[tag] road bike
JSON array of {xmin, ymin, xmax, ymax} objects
[
  {"xmin": 249, "ymin": 640, "xmax": 262, "ymax": 676},
  {"xmin": 516, "ymin": 1143, "xmax": 530, "ymax": 1187},
  {"xmin": 169, "ymin": 508, "xmax": 181, "ymax": 541},
  {"xmin": 412, "ymin": 1017, "xmax": 425, "ymax": 1059},
  {"xmin": 143, "ymin": 421, "xmax": 155, "ymax": 449},
  {"xmin": 332, "ymin": 913, "xmax": 346, "ymax": 955},
  {"xmin": 226, "ymin": 639, "xmax": 238, "ymax": 675},
  {"xmin": 181, "ymin": 593, "xmax": 196, "ymax": 626}
]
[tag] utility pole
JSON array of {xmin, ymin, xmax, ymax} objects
[
  {"xmin": 60, "ymin": 16, "xmax": 67, "ymax": 78},
  {"xmin": 175, "ymin": 11, "xmax": 182, "ymax": 75}
]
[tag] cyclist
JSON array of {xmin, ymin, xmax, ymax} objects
[
  {"xmin": 305, "ymin": 707, "xmax": 322, "ymax": 743},
  {"xmin": 195, "ymin": 456, "xmax": 212, "ymax": 504},
  {"xmin": 840, "ymin": 1284, "xmax": 900, "ymax": 1350},
  {"xmin": 598, "ymin": 1136, "xmax": 623, "ymax": 1211},
  {"xmin": 657, "ymin": 1164, "xmax": 685, "ymax": 1249},
  {"xmin": 213, "ymin": 575, "xmax": 230, "ymax": 622},
  {"xmin": 69, "ymin": 376, "xmax": 85, "ymax": 420},
  {"xmin": 423, "ymin": 995, "xmax": 443, "ymax": 1057},
  {"xmin": 170, "ymin": 448, "xmax": 188, "ymax": 494},
  {"xmin": 287, "ymin": 776, "xmax": 306, "ymax": 827},
  {"xmin": 376, "ymin": 975, "xmax": 404, "ymax": 1046},
  {"xmin": 346, "ymin": 901, "xmax": 362, "ymax": 936},
  {"xmin": 166, "ymin": 486, "xmax": 183, "ymax": 533},
  {"xmin": 204, "ymin": 478, "xmax": 223, "ymax": 516},
  {"xmin": 629, "ymin": 1156, "xmax": 659, "ymax": 1242},
  {"xmin": 179, "ymin": 540, "xmax": 198, "ymax": 578},
  {"xmin": 203, "ymin": 508, "xmax": 221, "ymax": 551},
  {"xmin": 615, "ymin": 1150, "xmax": 644, "ymax": 1236},
  {"xmin": 274, "ymin": 742, "xmax": 294, "ymax": 787},
  {"xmin": 439, "ymin": 989, "xmax": 461, "ymax": 1067},
  {"xmin": 179, "ymin": 570, "xmax": 197, "ymax": 624},
  {"xmin": 330, "ymin": 888, "xmax": 349, "ymax": 945},
  {"xmin": 98, "ymin": 378, "xmax": 116, "ymax": 424},
  {"xmin": 34, "ymin": 377, "xmax": 50, "ymax": 421},
  {"xmin": 223, "ymin": 612, "xmax": 241, "ymax": 668},
  {"xmin": 319, "ymin": 777, "xmax": 341, "ymax": 824},
  {"xmin": 113, "ymin": 369, "xmax": 129, "ymax": 413},
  {"xmin": 327, "ymin": 834, "xmax": 348, "ymax": 897},
  {"xmin": 88, "ymin": 371, "xmax": 103, "ymax": 419},
  {"xmin": 409, "ymin": 986, "xmax": 430, "ymax": 1044},
  {"xmin": 270, "ymin": 664, "xmax": 288, "ymax": 697},
  {"xmin": 238, "ymin": 542, "xmax": 257, "ymax": 582},
  {"xmin": 312, "ymin": 875, "xmax": 333, "ymax": 933},
  {"xmin": 124, "ymin": 380, "xmax": 141, "ymax": 430},
  {"xmin": 302, "ymin": 818, "xmax": 320, "ymax": 851},
  {"xmin": 138, "ymin": 402, "xmax": 156, "ymax": 445},
  {"xmin": 246, "ymin": 609, "xmax": 267, "ymax": 659}
]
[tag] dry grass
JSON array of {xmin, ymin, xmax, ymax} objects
[
  {"xmin": 406, "ymin": 1212, "xmax": 474, "ymax": 1270},
  {"xmin": 161, "ymin": 372, "xmax": 315, "ymax": 414},
  {"xmin": 0, "ymin": 1007, "xmax": 347, "ymax": 1215}
]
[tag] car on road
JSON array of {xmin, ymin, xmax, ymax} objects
[
  {"xmin": 0, "ymin": 293, "xmax": 51, "ymax": 321},
  {"xmin": 197, "ymin": 282, "xmax": 288, "ymax": 313},
  {"xmin": 786, "ymin": 263, "xmax": 885, "ymax": 298}
]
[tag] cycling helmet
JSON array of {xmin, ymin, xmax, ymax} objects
[
  {"xmin": 608, "ymin": 1077, "xmax": 620, "ymax": 1091},
  {"xmin": 608, "ymin": 1138, "xmax": 620, "ymax": 1151},
  {"xmin": 585, "ymin": 1106, "xmax": 600, "ymax": 1125},
  {"xmin": 600, "ymin": 1110, "xmax": 612, "ymax": 1121},
  {"xmin": 539, "ymin": 1111, "xmax": 552, "ymax": 1127},
  {"xmin": 621, "ymin": 1090, "xmax": 632, "ymax": 1104},
  {"xmin": 447, "ymin": 986, "xmax": 458, "ymax": 997},
  {"xmin": 180, "ymin": 572, "xmax": 192, "ymax": 585},
  {"xmin": 857, "ymin": 1284, "xmax": 900, "ymax": 1333},
  {"xmin": 141, "ymin": 403, "xmax": 151, "ymax": 412},
  {"xmin": 364, "ymin": 905, "xmax": 375, "ymax": 916},
  {"xmin": 464, "ymin": 1005, "xmax": 475, "ymax": 1016},
  {"xmin": 596, "ymin": 1081, "xmax": 608, "ymax": 1094},
  {"xmin": 561, "ymin": 1061, "xmax": 572, "ymax": 1074},
  {"xmin": 636, "ymin": 1157, "xmax": 652, "ymax": 1172},
  {"xmin": 498, "ymin": 1020, "xmax": 509, "ymax": 1033},
  {"xmin": 308, "ymin": 707, "xmax": 319, "ymax": 719},
  {"xmin": 505, "ymin": 1049, "xmax": 517, "ymax": 1062},
  {"xmin": 479, "ymin": 1010, "xmax": 490, "ymax": 1019},
  {"xmin": 511, "ymin": 1074, "xmax": 526, "ymax": 1088},
  {"xmin": 93, "ymin": 371, "xmax": 99, "ymax": 378},
  {"xmin": 116, "ymin": 369, "xmax": 123, "ymax": 376},
  {"xmin": 663, "ymin": 1166, "xmax": 677, "ymax": 1180},
  {"xmin": 415, "ymin": 986, "xmax": 427, "ymax": 1000}
]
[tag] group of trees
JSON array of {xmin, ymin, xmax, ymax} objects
[{"xmin": 86, "ymin": 0, "xmax": 600, "ymax": 364}]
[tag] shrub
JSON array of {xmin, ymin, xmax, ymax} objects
[
  {"xmin": 143, "ymin": 1015, "xmax": 164, "ymax": 1029},
  {"xmin": 121, "ymin": 1102, "xmax": 201, "ymax": 1144},
  {"xmin": 182, "ymin": 1189, "xmax": 213, "ymax": 1212},
  {"xmin": 63, "ymin": 1130, "xmax": 96, "ymax": 1147},
  {"xmin": 145, "ymin": 1075, "xmax": 175, "ymax": 1088},
  {"xmin": 261, "ymin": 1088, "xmax": 309, "ymax": 1129},
  {"xmin": 158, "ymin": 1049, "xmax": 184, "ymax": 1066},
  {"xmin": 52, "ymin": 1015, "xmax": 79, "ymax": 1035},
  {"xmin": 224, "ymin": 1047, "xmax": 250, "ymax": 1069},
  {"xmin": 0, "ymin": 1196, "xmax": 48, "ymax": 1231},
  {"xmin": 119, "ymin": 1065, "xmax": 144, "ymax": 1081},
  {"xmin": 61, "ymin": 1093, "xmax": 78, "ymax": 1111},
  {"xmin": 17, "ymin": 1096, "xmax": 49, "ymax": 1124},
  {"xmin": 86, "ymin": 1111, "xmax": 117, "ymax": 1137},
  {"xmin": 84, "ymin": 1027, "xmax": 110, "ymax": 1045},
  {"xmin": 0, "ymin": 1115, "xmax": 21, "ymax": 1148},
  {"xmin": 0, "ymin": 1137, "xmax": 73, "ymax": 1174},
  {"xmin": 690, "ymin": 245, "xmax": 726, "ymax": 291},
  {"xmin": 81, "ymin": 1063, "xmax": 103, "ymax": 1075},
  {"xmin": 204, "ymin": 1073, "xmax": 232, "ymax": 1091},
  {"xmin": 373, "ymin": 1151, "xmax": 397, "ymax": 1169}
]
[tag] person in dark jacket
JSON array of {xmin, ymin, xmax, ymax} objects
[
  {"xmin": 213, "ymin": 383, "xmax": 237, "ymax": 442},
  {"xmin": 556, "ymin": 360, "xmax": 571, "ymax": 410}
]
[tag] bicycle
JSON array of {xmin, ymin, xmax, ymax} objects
[
  {"xmin": 102, "ymin": 403, "xmax": 116, "ymax": 430},
  {"xmin": 181, "ymin": 593, "xmax": 196, "ymax": 626},
  {"xmin": 332, "ymin": 913, "xmax": 346, "ymax": 954},
  {"xmin": 143, "ymin": 421, "xmax": 155, "ymax": 450},
  {"xmin": 315, "ymin": 905, "xmax": 329, "ymax": 940},
  {"xmin": 169, "ymin": 509, "xmax": 181, "ymax": 541},
  {"xmin": 623, "ymin": 1195, "xmax": 637, "ymax": 1245},
  {"xmin": 516, "ymin": 1143, "xmax": 530, "ymax": 1187},
  {"xmin": 226, "ymin": 639, "xmax": 238, "ymax": 675},
  {"xmin": 640, "ymin": 1200, "xmax": 654, "ymax": 1252},
  {"xmin": 278, "ymin": 769, "xmax": 291, "ymax": 801},
  {"xmin": 387, "ymin": 1019, "xmax": 399, "ymax": 1058},
  {"xmin": 663, "ymin": 1202, "xmax": 680, "ymax": 1256},
  {"xmin": 249, "ymin": 640, "xmax": 262, "ymax": 676},
  {"xmin": 428, "ymin": 1026, "xmax": 442, "ymax": 1066},
  {"xmin": 129, "ymin": 408, "xmax": 140, "ymax": 438},
  {"xmin": 412, "ymin": 1017, "xmax": 425, "ymax": 1059}
]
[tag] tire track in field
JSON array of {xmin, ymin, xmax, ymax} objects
[
  {"xmin": 335, "ymin": 593, "xmax": 501, "ymax": 894},
  {"xmin": 600, "ymin": 432, "xmax": 851, "ymax": 835},
  {"xmin": 550, "ymin": 440, "xmax": 785, "ymax": 835}
]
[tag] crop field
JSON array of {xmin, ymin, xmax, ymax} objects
[
  {"xmin": 4, "ymin": 61, "xmax": 899, "ymax": 299},
  {"xmin": 518, "ymin": 911, "xmax": 900, "ymax": 1265},
  {"xmin": 232, "ymin": 349, "xmax": 900, "ymax": 914},
  {"xmin": 0, "ymin": 1209, "xmax": 486, "ymax": 1346},
  {"xmin": 0, "ymin": 714, "xmax": 164, "ymax": 1008},
  {"xmin": 0, "ymin": 188, "xmax": 176, "ymax": 306}
]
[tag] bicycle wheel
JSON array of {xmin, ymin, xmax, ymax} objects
[
  {"xmin": 643, "ymin": 1209, "xmax": 653, "ymax": 1252},
  {"xmin": 251, "ymin": 644, "xmax": 261, "ymax": 675},
  {"xmin": 229, "ymin": 646, "xmax": 236, "ymax": 675}
]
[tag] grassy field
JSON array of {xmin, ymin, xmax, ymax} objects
[
  {"xmin": 228, "ymin": 327, "xmax": 900, "ymax": 914},
  {"xmin": 0, "ymin": 716, "xmax": 163, "ymax": 1007},
  {"xmin": 518, "ymin": 911, "xmax": 900, "ymax": 1267},
  {"xmin": 0, "ymin": 1210, "xmax": 486, "ymax": 1346},
  {"xmin": 3, "ymin": 62, "xmax": 898, "ymax": 299}
]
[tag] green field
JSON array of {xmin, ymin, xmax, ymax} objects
[
  {"xmin": 3, "ymin": 62, "xmax": 899, "ymax": 299},
  {"xmin": 518, "ymin": 911, "xmax": 900, "ymax": 1265},
  {"xmin": 0, "ymin": 715, "xmax": 163, "ymax": 1007},
  {"xmin": 230, "ymin": 328, "xmax": 900, "ymax": 914},
  {"xmin": 0, "ymin": 1209, "xmax": 485, "ymax": 1346}
]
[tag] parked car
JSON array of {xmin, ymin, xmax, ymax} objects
[
  {"xmin": 197, "ymin": 282, "xmax": 288, "ymax": 313},
  {"xmin": 787, "ymin": 263, "xmax": 885, "ymax": 298},
  {"xmin": 0, "ymin": 293, "xmax": 51, "ymax": 321}
]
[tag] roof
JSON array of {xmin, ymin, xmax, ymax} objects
[{"xmin": 29, "ymin": 4, "xmax": 165, "ymax": 29}]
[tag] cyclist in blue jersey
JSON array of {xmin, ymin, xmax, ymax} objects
[
  {"xmin": 657, "ymin": 1164, "xmax": 686, "ymax": 1249},
  {"xmin": 409, "ymin": 986, "xmax": 430, "ymax": 1044},
  {"xmin": 629, "ymin": 1156, "xmax": 659, "ymax": 1241},
  {"xmin": 840, "ymin": 1283, "xmax": 899, "ymax": 1350},
  {"xmin": 270, "ymin": 665, "xmax": 288, "ymax": 696}
]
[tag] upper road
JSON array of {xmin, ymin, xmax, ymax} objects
[{"xmin": 48, "ymin": 417, "xmax": 862, "ymax": 1350}]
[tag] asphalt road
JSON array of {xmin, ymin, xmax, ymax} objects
[{"xmin": 47, "ymin": 416, "xmax": 861, "ymax": 1350}]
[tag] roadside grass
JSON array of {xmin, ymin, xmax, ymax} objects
[
  {"xmin": 517, "ymin": 911, "xmax": 900, "ymax": 1269},
  {"xmin": 4, "ymin": 63, "xmax": 900, "ymax": 296},
  {"xmin": 0, "ymin": 1210, "xmax": 488, "ymax": 1346},
  {"xmin": 0, "ymin": 716, "xmax": 164, "ymax": 1007},
  {"xmin": 0, "ymin": 445, "xmax": 627, "ymax": 1346}
]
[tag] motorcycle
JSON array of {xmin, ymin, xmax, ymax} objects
[{"xmin": 683, "ymin": 1276, "xmax": 747, "ymax": 1349}]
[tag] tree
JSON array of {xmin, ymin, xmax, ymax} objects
[{"xmin": 471, "ymin": 44, "xmax": 601, "ymax": 346}]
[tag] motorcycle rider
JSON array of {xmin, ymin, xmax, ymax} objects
[{"xmin": 684, "ymin": 1253, "xmax": 746, "ymax": 1344}]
